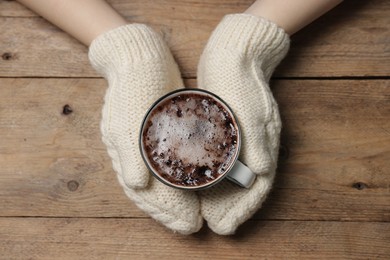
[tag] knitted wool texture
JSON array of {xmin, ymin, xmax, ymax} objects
[
  {"xmin": 198, "ymin": 14, "xmax": 290, "ymax": 235},
  {"xmin": 89, "ymin": 24, "xmax": 202, "ymax": 235}
]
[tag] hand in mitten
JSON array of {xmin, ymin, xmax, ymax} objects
[
  {"xmin": 89, "ymin": 24, "xmax": 202, "ymax": 234},
  {"xmin": 197, "ymin": 14, "xmax": 290, "ymax": 235}
]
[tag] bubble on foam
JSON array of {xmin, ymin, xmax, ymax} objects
[{"xmin": 205, "ymin": 169, "xmax": 212, "ymax": 178}]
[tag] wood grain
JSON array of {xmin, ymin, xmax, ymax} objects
[
  {"xmin": 0, "ymin": 0, "xmax": 389, "ymax": 78},
  {"xmin": 0, "ymin": 218, "xmax": 389, "ymax": 259},
  {"xmin": 1, "ymin": 1, "xmax": 389, "ymax": 258},
  {"xmin": 1, "ymin": 78, "xmax": 388, "ymax": 221}
]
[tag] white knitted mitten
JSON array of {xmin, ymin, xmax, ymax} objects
[
  {"xmin": 89, "ymin": 24, "xmax": 202, "ymax": 234},
  {"xmin": 197, "ymin": 14, "xmax": 290, "ymax": 235}
]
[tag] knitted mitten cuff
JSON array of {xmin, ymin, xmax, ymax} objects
[
  {"xmin": 203, "ymin": 14, "xmax": 290, "ymax": 81},
  {"xmin": 89, "ymin": 24, "xmax": 174, "ymax": 77}
]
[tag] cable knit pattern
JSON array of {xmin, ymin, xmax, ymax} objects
[
  {"xmin": 198, "ymin": 14, "xmax": 290, "ymax": 235},
  {"xmin": 89, "ymin": 24, "xmax": 202, "ymax": 234}
]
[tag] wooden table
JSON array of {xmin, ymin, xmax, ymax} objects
[{"xmin": 1, "ymin": 0, "xmax": 389, "ymax": 259}]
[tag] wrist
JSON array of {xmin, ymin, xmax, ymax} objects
[{"xmin": 244, "ymin": 0, "xmax": 344, "ymax": 35}]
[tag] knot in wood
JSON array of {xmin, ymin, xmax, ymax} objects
[
  {"xmin": 67, "ymin": 180, "xmax": 79, "ymax": 192},
  {"xmin": 2, "ymin": 52, "xmax": 13, "ymax": 60},
  {"xmin": 62, "ymin": 104, "xmax": 73, "ymax": 115},
  {"xmin": 352, "ymin": 182, "xmax": 367, "ymax": 190}
]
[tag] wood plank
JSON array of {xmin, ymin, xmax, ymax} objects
[
  {"xmin": 0, "ymin": 0, "xmax": 389, "ymax": 77},
  {"xmin": 0, "ymin": 78, "xmax": 136, "ymax": 217},
  {"xmin": 260, "ymin": 79, "xmax": 390, "ymax": 221},
  {"xmin": 0, "ymin": 0, "xmax": 35, "ymax": 17},
  {"xmin": 1, "ymin": 78, "xmax": 389, "ymax": 221},
  {"xmin": 0, "ymin": 218, "xmax": 389, "ymax": 259}
]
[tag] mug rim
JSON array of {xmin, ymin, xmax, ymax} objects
[{"xmin": 139, "ymin": 88, "xmax": 242, "ymax": 190}]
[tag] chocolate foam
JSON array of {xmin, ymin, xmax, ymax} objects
[{"xmin": 142, "ymin": 92, "xmax": 239, "ymax": 187}]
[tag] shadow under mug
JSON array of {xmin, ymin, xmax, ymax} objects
[{"xmin": 139, "ymin": 88, "xmax": 256, "ymax": 190}]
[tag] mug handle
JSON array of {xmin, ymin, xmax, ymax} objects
[{"xmin": 226, "ymin": 160, "xmax": 256, "ymax": 188}]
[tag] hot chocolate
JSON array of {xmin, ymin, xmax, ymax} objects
[{"xmin": 140, "ymin": 90, "xmax": 240, "ymax": 189}]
